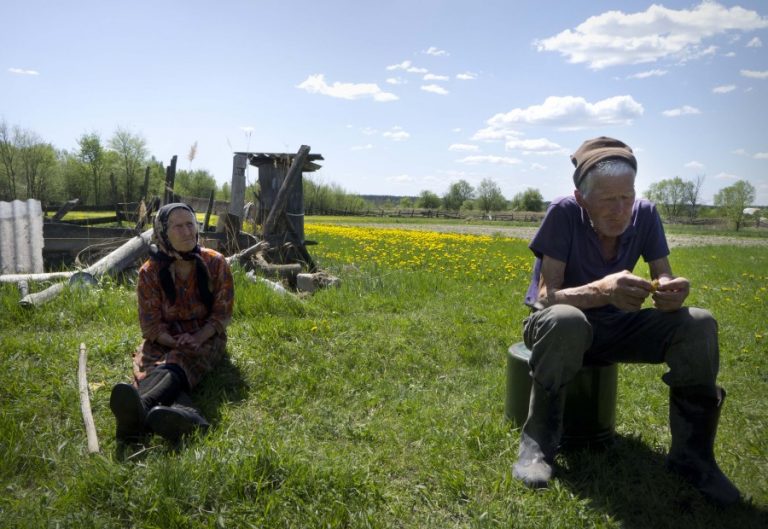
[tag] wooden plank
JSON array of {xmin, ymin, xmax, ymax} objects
[{"xmin": 263, "ymin": 145, "xmax": 310, "ymax": 237}]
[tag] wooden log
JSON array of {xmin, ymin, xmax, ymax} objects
[
  {"xmin": 244, "ymin": 271, "xmax": 296, "ymax": 297},
  {"xmin": 203, "ymin": 188, "xmax": 215, "ymax": 232},
  {"xmin": 229, "ymin": 153, "xmax": 247, "ymax": 218},
  {"xmin": 78, "ymin": 343, "xmax": 100, "ymax": 454},
  {"xmin": 253, "ymin": 252, "xmax": 302, "ymax": 281},
  {"xmin": 20, "ymin": 228, "xmax": 153, "ymax": 307},
  {"xmin": 225, "ymin": 241, "xmax": 269, "ymax": 266},
  {"xmin": 51, "ymin": 198, "xmax": 80, "ymax": 222},
  {"xmin": 262, "ymin": 145, "xmax": 310, "ymax": 237},
  {"xmin": 0, "ymin": 271, "xmax": 76, "ymax": 283}
]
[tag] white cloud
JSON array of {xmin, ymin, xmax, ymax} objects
[
  {"xmin": 383, "ymin": 126, "xmax": 410, "ymax": 141},
  {"xmin": 456, "ymin": 72, "xmax": 477, "ymax": 80},
  {"xmin": 296, "ymin": 74, "xmax": 398, "ymax": 102},
  {"xmin": 472, "ymin": 126, "xmax": 523, "ymax": 141},
  {"xmin": 731, "ymin": 148, "xmax": 748, "ymax": 156},
  {"xmin": 627, "ymin": 69, "xmax": 668, "ymax": 79},
  {"xmin": 741, "ymin": 69, "xmax": 768, "ymax": 79},
  {"xmin": 351, "ymin": 144, "xmax": 374, "ymax": 151},
  {"xmin": 361, "ymin": 127, "xmax": 378, "ymax": 136},
  {"xmin": 662, "ymin": 105, "xmax": 701, "ymax": 117},
  {"xmin": 747, "ymin": 37, "xmax": 763, "ymax": 48},
  {"xmin": 712, "ymin": 84, "xmax": 736, "ymax": 93},
  {"xmin": 754, "ymin": 152, "xmax": 768, "ymax": 160},
  {"xmin": 424, "ymin": 46, "xmax": 449, "ymax": 56},
  {"xmin": 421, "ymin": 84, "xmax": 449, "ymax": 95},
  {"xmin": 530, "ymin": 163, "xmax": 547, "ymax": 171},
  {"xmin": 723, "ymin": 51, "xmax": 737, "ymax": 58},
  {"xmin": 505, "ymin": 137, "xmax": 567, "ymax": 155},
  {"xmin": 449, "ymin": 144, "xmax": 479, "ymax": 152},
  {"xmin": 685, "ymin": 160, "xmax": 705, "ymax": 170},
  {"xmin": 485, "ymin": 95, "xmax": 643, "ymax": 131},
  {"xmin": 455, "ymin": 155, "xmax": 521, "ymax": 165},
  {"xmin": 452, "ymin": 128, "xmax": 462, "ymax": 133},
  {"xmin": 385, "ymin": 77, "xmax": 406, "ymax": 85},
  {"xmin": 387, "ymin": 174, "xmax": 413, "ymax": 183},
  {"xmin": 386, "ymin": 60, "xmax": 428, "ymax": 73},
  {"xmin": 423, "ymin": 73, "xmax": 449, "ymax": 81},
  {"xmin": 8, "ymin": 67, "xmax": 39, "ymax": 75},
  {"xmin": 535, "ymin": 2, "xmax": 768, "ymax": 69},
  {"xmin": 714, "ymin": 171, "xmax": 738, "ymax": 180}
]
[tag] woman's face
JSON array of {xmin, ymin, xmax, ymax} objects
[{"xmin": 166, "ymin": 208, "xmax": 198, "ymax": 253}]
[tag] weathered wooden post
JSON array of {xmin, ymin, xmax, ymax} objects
[{"xmin": 164, "ymin": 155, "xmax": 178, "ymax": 204}]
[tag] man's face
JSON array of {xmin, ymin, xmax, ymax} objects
[
  {"xmin": 575, "ymin": 172, "xmax": 636, "ymax": 238},
  {"xmin": 166, "ymin": 208, "xmax": 198, "ymax": 252}
]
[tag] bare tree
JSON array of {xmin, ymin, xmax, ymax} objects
[
  {"xmin": 108, "ymin": 127, "xmax": 148, "ymax": 202},
  {"xmin": 683, "ymin": 175, "xmax": 704, "ymax": 221},
  {"xmin": 0, "ymin": 120, "xmax": 20, "ymax": 200}
]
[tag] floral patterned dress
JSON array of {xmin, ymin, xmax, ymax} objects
[{"xmin": 132, "ymin": 247, "xmax": 234, "ymax": 388}]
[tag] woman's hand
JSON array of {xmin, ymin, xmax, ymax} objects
[{"xmin": 175, "ymin": 325, "xmax": 216, "ymax": 352}]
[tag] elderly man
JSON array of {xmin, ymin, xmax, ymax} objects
[{"xmin": 512, "ymin": 137, "xmax": 740, "ymax": 506}]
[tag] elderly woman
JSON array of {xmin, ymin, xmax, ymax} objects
[{"xmin": 110, "ymin": 202, "xmax": 234, "ymax": 443}]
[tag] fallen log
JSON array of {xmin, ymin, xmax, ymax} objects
[
  {"xmin": 253, "ymin": 252, "xmax": 301, "ymax": 281},
  {"xmin": 78, "ymin": 343, "xmax": 100, "ymax": 454},
  {"xmin": 0, "ymin": 271, "xmax": 76, "ymax": 284},
  {"xmin": 245, "ymin": 271, "xmax": 296, "ymax": 298},
  {"xmin": 20, "ymin": 228, "xmax": 154, "ymax": 307},
  {"xmin": 225, "ymin": 241, "xmax": 269, "ymax": 266}
]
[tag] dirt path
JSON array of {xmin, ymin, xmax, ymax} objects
[{"xmin": 343, "ymin": 222, "xmax": 768, "ymax": 248}]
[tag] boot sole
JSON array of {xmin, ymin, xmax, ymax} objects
[{"xmin": 109, "ymin": 383, "xmax": 146, "ymax": 441}]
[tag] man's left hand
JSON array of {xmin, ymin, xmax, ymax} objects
[{"xmin": 652, "ymin": 276, "xmax": 689, "ymax": 311}]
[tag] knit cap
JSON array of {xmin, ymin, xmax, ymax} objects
[{"xmin": 571, "ymin": 136, "xmax": 637, "ymax": 188}]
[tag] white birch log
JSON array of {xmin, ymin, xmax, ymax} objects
[{"xmin": 78, "ymin": 343, "xmax": 100, "ymax": 454}]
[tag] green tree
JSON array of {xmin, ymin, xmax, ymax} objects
[
  {"xmin": 108, "ymin": 127, "xmax": 148, "ymax": 202},
  {"xmin": 417, "ymin": 190, "xmax": 441, "ymax": 209},
  {"xmin": 399, "ymin": 196, "xmax": 414, "ymax": 209},
  {"xmin": 645, "ymin": 177, "xmax": 692, "ymax": 220},
  {"xmin": 16, "ymin": 132, "xmax": 58, "ymax": 202},
  {"xmin": 714, "ymin": 180, "xmax": 756, "ymax": 231},
  {"xmin": 77, "ymin": 133, "xmax": 106, "ymax": 205},
  {"xmin": 442, "ymin": 179, "xmax": 474, "ymax": 211},
  {"xmin": 174, "ymin": 169, "xmax": 217, "ymax": 199},
  {"xmin": 0, "ymin": 119, "xmax": 20, "ymax": 200},
  {"xmin": 510, "ymin": 187, "xmax": 544, "ymax": 212},
  {"xmin": 476, "ymin": 178, "xmax": 506, "ymax": 214}
]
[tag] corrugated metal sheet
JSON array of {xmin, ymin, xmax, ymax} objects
[{"xmin": 0, "ymin": 199, "xmax": 45, "ymax": 274}]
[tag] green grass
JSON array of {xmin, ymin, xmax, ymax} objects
[{"xmin": 0, "ymin": 229, "xmax": 766, "ymax": 528}]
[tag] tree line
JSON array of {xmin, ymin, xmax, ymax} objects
[
  {"xmin": 1, "ymin": 119, "xmax": 760, "ymax": 230},
  {"xmin": 408, "ymin": 180, "xmax": 545, "ymax": 214},
  {"xmin": 0, "ymin": 120, "xmax": 228, "ymax": 207}
]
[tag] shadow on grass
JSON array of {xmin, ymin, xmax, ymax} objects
[
  {"xmin": 115, "ymin": 354, "xmax": 249, "ymax": 461},
  {"xmin": 558, "ymin": 434, "xmax": 767, "ymax": 529}
]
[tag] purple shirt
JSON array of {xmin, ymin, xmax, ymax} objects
[{"xmin": 524, "ymin": 196, "xmax": 670, "ymax": 308}]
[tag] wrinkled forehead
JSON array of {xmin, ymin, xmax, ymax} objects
[{"xmin": 167, "ymin": 207, "xmax": 196, "ymax": 224}]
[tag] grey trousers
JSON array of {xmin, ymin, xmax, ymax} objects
[{"xmin": 523, "ymin": 305, "xmax": 720, "ymax": 396}]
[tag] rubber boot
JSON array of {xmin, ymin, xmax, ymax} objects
[
  {"xmin": 666, "ymin": 385, "xmax": 741, "ymax": 506},
  {"xmin": 109, "ymin": 368, "xmax": 182, "ymax": 441},
  {"xmin": 145, "ymin": 391, "xmax": 210, "ymax": 443},
  {"xmin": 512, "ymin": 380, "xmax": 566, "ymax": 488}
]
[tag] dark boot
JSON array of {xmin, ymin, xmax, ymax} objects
[
  {"xmin": 109, "ymin": 368, "xmax": 183, "ymax": 441},
  {"xmin": 145, "ymin": 391, "xmax": 209, "ymax": 443},
  {"xmin": 667, "ymin": 385, "xmax": 741, "ymax": 506},
  {"xmin": 512, "ymin": 380, "xmax": 566, "ymax": 488}
]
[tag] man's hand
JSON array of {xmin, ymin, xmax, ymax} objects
[
  {"xmin": 597, "ymin": 270, "xmax": 653, "ymax": 311},
  {"xmin": 652, "ymin": 276, "xmax": 689, "ymax": 312}
]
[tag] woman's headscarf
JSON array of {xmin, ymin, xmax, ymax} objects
[{"xmin": 149, "ymin": 202, "xmax": 213, "ymax": 312}]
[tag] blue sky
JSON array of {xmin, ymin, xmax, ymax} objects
[{"xmin": 2, "ymin": 0, "xmax": 767, "ymax": 204}]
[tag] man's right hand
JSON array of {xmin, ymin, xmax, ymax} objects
[{"xmin": 597, "ymin": 270, "xmax": 653, "ymax": 311}]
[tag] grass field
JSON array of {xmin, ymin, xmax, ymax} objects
[{"xmin": 0, "ymin": 221, "xmax": 766, "ymax": 528}]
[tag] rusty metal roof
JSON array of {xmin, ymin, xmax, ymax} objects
[{"xmin": 0, "ymin": 199, "xmax": 45, "ymax": 274}]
